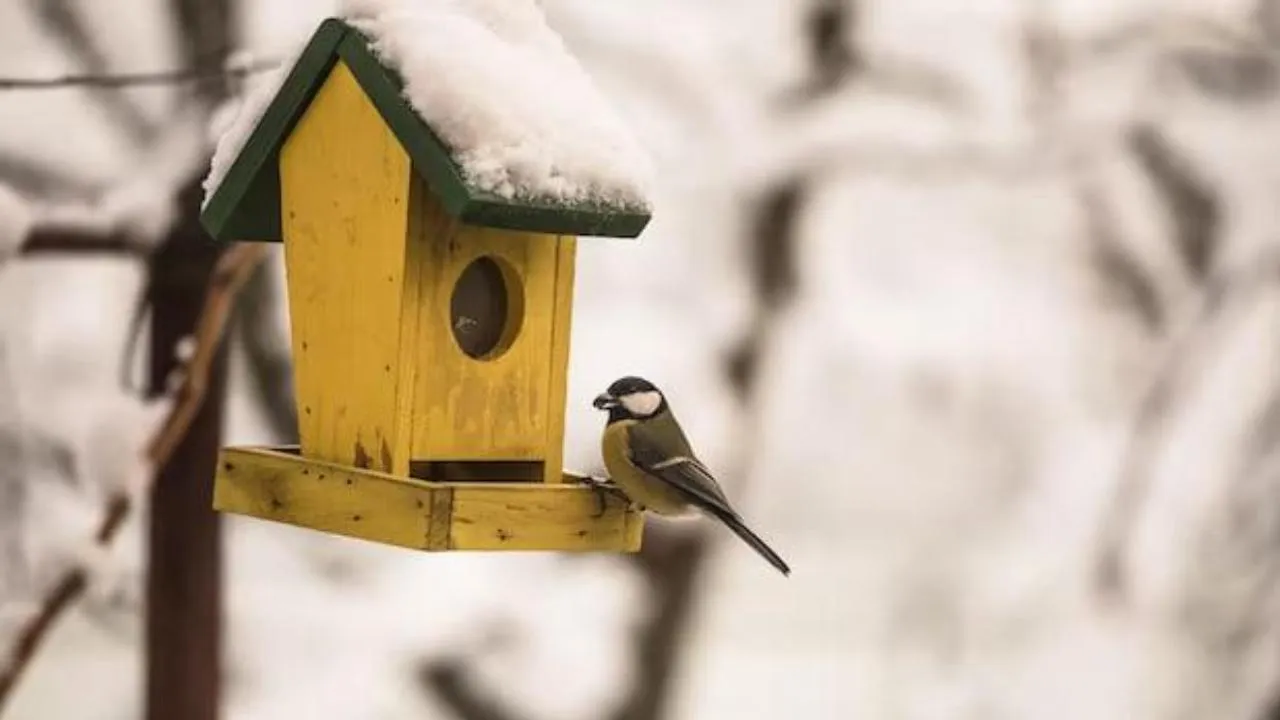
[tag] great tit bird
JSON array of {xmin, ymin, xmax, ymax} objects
[{"xmin": 592, "ymin": 376, "xmax": 791, "ymax": 576}]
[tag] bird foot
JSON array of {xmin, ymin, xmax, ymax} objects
[{"xmin": 579, "ymin": 475, "xmax": 629, "ymax": 518}]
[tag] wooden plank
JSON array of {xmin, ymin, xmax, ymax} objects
[
  {"xmin": 411, "ymin": 214, "xmax": 562, "ymax": 461},
  {"xmin": 280, "ymin": 58, "xmax": 412, "ymax": 473},
  {"xmin": 450, "ymin": 483, "xmax": 642, "ymax": 551},
  {"xmin": 215, "ymin": 447, "xmax": 436, "ymax": 550},
  {"xmin": 541, "ymin": 236, "xmax": 577, "ymax": 484},
  {"xmin": 213, "ymin": 446, "xmax": 643, "ymax": 552},
  {"xmin": 390, "ymin": 173, "xmax": 431, "ymax": 476}
]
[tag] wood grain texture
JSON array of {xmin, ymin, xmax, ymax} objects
[
  {"xmin": 214, "ymin": 446, "xmax": 643, "ymax": 551},
  {"xmin": 216, "ymin": 447, "xmax": 434, "ymax": 550},
  {"xmin": 409, "ymin": 205, "xmax": 562, "ymax": 462},
  {"xmin": 450, "ymin": 483, "xmax": 642, "ymax": 551},
  {"xmin": 280, "ymin": 59, "xmax": 412, "ymax": 473},
  {"xmin": 391, "ymin": 172, "xmax": 431, "ymax": 475}
]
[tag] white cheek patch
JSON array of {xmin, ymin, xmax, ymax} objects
[{"xmin": 620, "ymin": 391, "xmax": 662, "ymax": 417}]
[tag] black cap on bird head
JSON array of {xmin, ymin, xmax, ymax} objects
[{"xmin": 592, "ymin": 376, "xmax": 666, "ymax": 420}]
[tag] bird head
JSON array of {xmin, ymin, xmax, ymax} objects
[{"xmin": 593, "ymin": 376, "xmax": 665, "ymax": 419}]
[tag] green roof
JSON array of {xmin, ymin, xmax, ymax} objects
[{"xmin": 200, "ymin": 18, "xmax": 651, "ymax": 242}]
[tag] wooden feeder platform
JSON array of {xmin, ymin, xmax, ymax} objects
[{"xmin": 215, "ymin": 446, "xmax": 643, "ymax": 552}]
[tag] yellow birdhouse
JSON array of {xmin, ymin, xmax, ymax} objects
[{"xmin": 200, "ymin": 15, "xmax": 651, "ymax": 552}]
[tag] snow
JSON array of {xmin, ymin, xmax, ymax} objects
[
  {"xmin": 0, "ymin": 258, "xmax": 156, "ymax": 715},
  {"xmin": 343, "ymin": 0, "xmax": 653, "ymax": 209},
  {"xmin": 1115, "ymin": 284, "xmax": 1280, "ymax": 720},
  {"xmin": 0, "ymin": 109, "xmax": 208, "ymax": 256},
  {"xmin": 221, "ymin": 521, "xmax": 651, "ymax": 720},
  {"xmin": 449, "ymin": 556, "xmax": 650, "ymax": 720},
  {"xmin": 37, "ymin": 105, "xmax": 210, "ymax": 248},
  {"xmin": 202, "ymin": 41, "xmax": 307, "ymax": 210},
  {"xmin": 204, "ymin": 0, "xmax": 655, "ymax": 214},
  {"xmin": 0, "ymin": 184, "xmax": 34, "ymax": 262},
  {"xmin": 0, "ymin": 2, "xmax": 145, "ymax": 190}
]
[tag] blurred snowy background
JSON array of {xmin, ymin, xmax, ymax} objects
[{"xmin": 3, "ymin": 0, "xmax": 1280, "ymax": 718}]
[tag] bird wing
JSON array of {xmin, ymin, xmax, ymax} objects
[
  {"xmin": 626, "ymin": 421, "xmax": 792, "ymax": 576},
  {"xmin": 625, "ymin": 422, "xmax": 738, "ymax": 517}
]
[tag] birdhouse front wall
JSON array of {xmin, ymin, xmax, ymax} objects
[
  {"xmin": 278, "ymin": 58, "xmax": 577, "ymax": 485},
  {"xmin": 404, "ymin": 214, "xmax": 572, "ymax": 470},
  {"xmin": 280, "ymin": 59, "xmax": 414, "ymax": 476}
]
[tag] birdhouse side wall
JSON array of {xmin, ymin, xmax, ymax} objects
[{"xmin": 279, "ymin": 59, "xmax": 416, "ymax": 475}]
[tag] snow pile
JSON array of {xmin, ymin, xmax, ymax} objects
[
  {"xmin": 204, "ymin": 0, "xmax": 654, "ymax": 213},
  {"xmin": 341, "ymin": 0, "xmax": 652, "ymax": 210},
  {"xmin": 203, "ymin": 43, "xmax": 309, "ymax": 209}
]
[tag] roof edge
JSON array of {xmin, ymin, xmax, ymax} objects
[{"xmin": 200, "ymin": 18, "xmax": 348, "ymax": 243}]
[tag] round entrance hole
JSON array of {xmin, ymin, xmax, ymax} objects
[{"xmin": 450, "ymin": 256, "xmax": 524, "ymax": 360}]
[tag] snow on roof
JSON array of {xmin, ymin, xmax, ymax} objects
[
  {"xmin": 343, "ymin": 0, "xmax": 653, "ymax": 210},
  {"xmin": 202, "ymin": 41, "xmax": 308, "ymax": 211},
  {"xmin": 203, "ymin": 0, "xmax": 654, "ymax": 213}
]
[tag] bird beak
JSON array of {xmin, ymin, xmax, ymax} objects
[{"xmin": 593, "ymin": 393, "xmax": 619, "ymax": 410}]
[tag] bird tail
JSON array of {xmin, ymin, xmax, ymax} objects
[{"xmin": 707, "ymin": 507, "xmax": 791, "ymax": 576}]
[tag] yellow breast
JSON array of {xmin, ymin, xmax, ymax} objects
[{"xmin": 601, "ymin": 420, "xmax": 693, "ymax": 516}]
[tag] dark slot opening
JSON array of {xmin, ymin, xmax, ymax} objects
[
  {"xmin": 451, "ymin": 256, "xmax": 512, "ymax": 359},
  {"xmin": 409, "ymin": 460, "xmax": 544, "ymax": 483}
]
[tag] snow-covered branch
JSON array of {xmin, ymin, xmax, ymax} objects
[{"xmin": 0, "ymin": 240, "xmax": 267, "ymax": 712}]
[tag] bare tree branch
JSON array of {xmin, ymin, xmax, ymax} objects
[
  {"xmin": 20, "ymin": 226, "xmax": 144, "ymax": 256},
  {"xmin": 0, "ymin": 240, "xmax": 268, "ymax": 713},
  {"xmin": 1128, "ymin": 124, "xmax": 1221, "ymax": 280},
  {"xmin": 1093, "ymin": 254, "xmax": 1280, "ymax": 601},
  {"xmin": 0, "ymin": 155, "xmax": 99, "ymax": 202},
  {"xmin": 32, "ymin": 0, "xmax": 158, "ymax": 144},
  {"xmin": 420, "ymin": 659, "xmax": 531, "ymax": 720}
]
